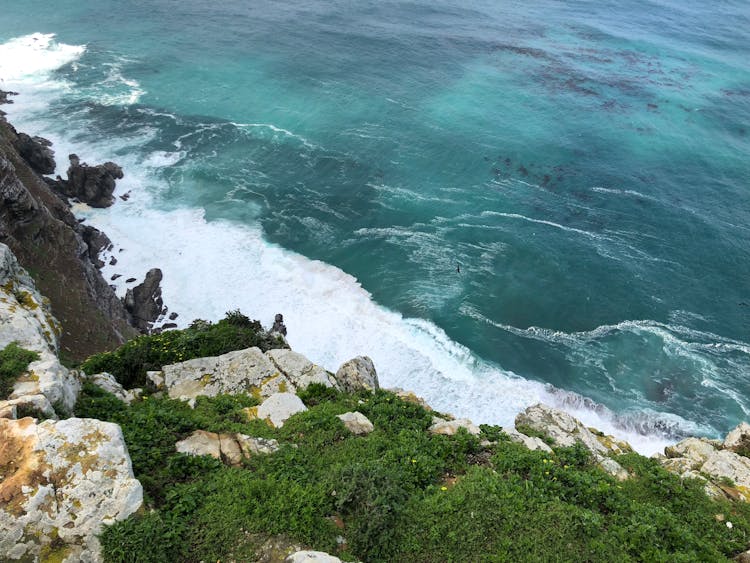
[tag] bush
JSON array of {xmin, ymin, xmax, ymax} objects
[
  {"xmin": 0, "ymin": 342, "xmax": 39, "ymax": 399},
  {"xmin": 89, "ymin": 384, "xmax": 750, "ymax": 563},
  {"xmin": 80, "ymin": 310, "xmax": 287, "ymax": 388}
]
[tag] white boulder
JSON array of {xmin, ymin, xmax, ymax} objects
[
  {"xmin": 337, "ymin": 411, "xmax": 374, "ymax": 435},
  {"xmin": 0, "ymin": 417, "xmax": 143, "ymax": 561}
]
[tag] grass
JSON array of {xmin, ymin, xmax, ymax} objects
[
  {"xmin": 73, "ymin": 380, "xmax": 750, "ymax": 563},
  {"xmin": 80, "ymin": 310, "xmax": 287, "ymax": 388},
  {"xmin": 0, "ymin": 342, "xmax": 39, "ymax": 399}
]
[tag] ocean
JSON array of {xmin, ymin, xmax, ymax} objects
[{"xmin": 1, "ymin": 0, "xmax": 749, "ymax": 454}]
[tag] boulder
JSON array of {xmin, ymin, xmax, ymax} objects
[
  {"xmin": 504, "ymin": 427, "xmax": 553, "ymax": 453},
  {"xmin": 391, "ymin": 388, "xmax": 433, "ymax": 411},
  {"xmin": 0, "ymin": 417, "xmax": 142, "ymax": 561},
  {"xmin": 175, "ymin": 430, "xmax": 279, "ymax": 466},
  {"xmin": 429, "ymin": 417, "xmax": 481, "ymax": 436},
  {"xmin": 515, "ymin": 404, "xmax": 614, "ymax": 456},
  {"xmin": 146, "ymin": 370, "xmax": 165, "ymax": 389},
  {"xmin": 163, "ymin": 347, "xmax": 290, "ymax": 404},
  {"xmin": 664, "ymin": 437, "xmax": 717, "ymax": 464},
  {"xmin": 124, "ymin": 268, "xmax": 165, "ymax": 332},
  {"xmin": 334, "ymin": 356, "xmax": 379, "ymax": 394},
  {"xmin": 88, "ymin": 372, "xmax": 142, "ymax": 404},
  {"xmin": 725, "ymin": 422, "xmax": 750, "ymax": 453},
  {"xmin": 701, "ymin": 450, "xmax": 750, "ymax": 492},
  {"xmin": 57, "ymin": 154, "xmax": 123, "ymax": 208},
  {"xmin": 266, "ymin": 348, "xmax": 337, "ymax": 390},
  {"xmin": 248, "ymin": 392, "xmax": 308, "ymax": 428},
  {"xmin": 337, "ymin": 411, "xmax": 374, "ymax": 435},
  {"xmin": 286, "ymin": 551, "xmax": 343, "ymax": 563},
  {"xmin": 13, "ymin": 133, "xmax": 55, "ymax": 175},
  {"xmin": 175, "ymin": 429, "xmax": 221, "ymax": 460}
]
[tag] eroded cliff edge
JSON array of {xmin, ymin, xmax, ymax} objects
[{"xmin": 0, "ymin": 95, "xmax": 137, "ymax": 360}]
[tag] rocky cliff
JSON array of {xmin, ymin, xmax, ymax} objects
[{"xmin": 0, "ymin": 95, "xmax": 137, "ymax": 360}]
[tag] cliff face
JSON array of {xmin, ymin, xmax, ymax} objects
[{"xmin": 0, "ymin": 111, "xmax": 137, "ymax": 360}]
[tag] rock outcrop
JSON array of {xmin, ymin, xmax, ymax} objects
[
  {"xmin": 51, "ymin": 153, "xmax": 124, "ymax": 208},
  {"xmin": 124, "ymin": 268, "xmax": 166, "ymax": 332},
  {"xmin": 429, "ymin": 417, "xmax": 481, "ymax": 436},
  {"xmin": 286, "ymin": 551, "xmax": 344, "ymax": 563},
  {"xmin": 87, "ymin": 372, "xmax": 142, "ymax": 404},
  {"xmin": 515, "ymin": 404, "xmax": 631, "ymax": 480},
  {"xmin": 156, "ymin": 347, "xmax": 356, "ymax": 405},
  {"xmin": 0, "ymin": 416, "xmax": 143, "ymax": 562},
  {"xmin": 13, "ymin": 132, "xmax": 55, "ymax": 175},
  {"xmin": 0, "ymin": 107, "xmax": 136, "ymax": 360},
  {"xmin": 0, "ymin": 243, "xmax": 81, "ymax": 416},
  {"xmin": 334, "ymin": 356, "xmax": 379, "ymax": 394},
  {"xmin": 161, "ymin": 347, "xmax": 290, "ymax": 404},
  {"xmin": 657, "ymin": 424, "xmax": 750, "ymax": 502}
]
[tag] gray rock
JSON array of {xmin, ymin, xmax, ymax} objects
[
  {"xmin": 504, "ymin": 427, "xmax": 553, "ymax": 453},
  {"xmin": 176, "ymin": 430, "xmax": 279, "ymax": 466},
  {"xmin": 0, "ymin": 417, "xmax": 142, "ymax": 561},
  {"xmin": 0, "ymin": 394, "xmax": 56, "ymax": 420},
  {"xmin": 337, "ymin": 411, "xmax": 374, "ymax": 435},
  {"xmin": 286, "ymin": 551, "xmax": 343, "ymax": 563},
  {"xmin": 175, "ymin": 429, "xmax": 221, "ymax": 460},
  {"xmin": 124, "ymin": 268, "xmax": 165, "ymax": 332},
  {"xmin": 88, "ymin": 372, "xmax": 141, "ymax": 404},
  {"xmin": 163, "ymin": 347, "xmax": 290, "ymax": 403},
  {"xmin": 724, "ymin": 422, "xmax": 750, "ymax": 453},
  {"xmin": 57, "ymin": 153, "xmax": 123, "ymax": 208},
  {"xmin": 14, "ymin": 133, "xmax": 55, "ymax": 175},
  {"xmin": 266, "ymin": 348, "xmax": 337, "ymax": 390},
  {"xmin": 334, "ymin": 356, "xmax": 379, "ymax": 394},
  {"xmin": 515, "ymin": 403, "xmax": 620, "ymax": 456},
  {"xmin": 429, "ymin": 418, "xmax": 481, "ymax": 436},
  {"xmin": 701, "ymin": 450, "xmax": 750, "ymax": 491}
]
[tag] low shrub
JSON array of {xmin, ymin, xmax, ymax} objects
[
  {"xmin": 0, "ymin": 342, "xmax": 39, "ymax": 399},
  {"xmin": 80, "ymin": 310, "xmax": 286, "ymax": 388},
  {"xmin": 86, "ymin": 383, "xmax": 750, "ymax": 563}
]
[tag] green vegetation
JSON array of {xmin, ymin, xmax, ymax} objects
[
  {"xmin": 74, "ymin": 382, "xmax": 750, "ymax": 562},
  {"xmin": 0, "ymin": 342, "xmax": 39, "ymax": 399},
  {"xmin": 80, "ymin": 310, "xmax": 286, "ymax": 388}
]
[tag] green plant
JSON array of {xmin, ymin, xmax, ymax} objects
[
  {"xmin": 80, "ymin": 310, "xmax": 286, "ymax": 388},
  {"xmin": 0, "ymin": 342, "xmax": 39, "ymax": 399}
]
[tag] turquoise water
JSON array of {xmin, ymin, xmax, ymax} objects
[{"xmin": 1, "ymin": 0, "xmax": 749, "ymax": 449}]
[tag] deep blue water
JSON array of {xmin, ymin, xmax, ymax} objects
[{"xmin": 1, "ymin": 0, "xmax": 749, "ymax": 449}]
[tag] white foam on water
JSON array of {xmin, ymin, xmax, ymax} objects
[{"xmin": 0, "ymin": 32, "xmax": 695, "ymax": 456}]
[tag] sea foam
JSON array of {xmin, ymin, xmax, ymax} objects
[{"xmin": 0, "ymin": 32, "xmax": 691, "ymax": 456}]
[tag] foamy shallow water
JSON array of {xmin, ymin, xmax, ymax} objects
[{"xmin": 6, "ymin": 29, "xmax": 741, "ymax": 456}]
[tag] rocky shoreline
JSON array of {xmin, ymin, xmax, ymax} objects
[
  {"xmin": 0, "ymin": 90, "xmax": 169, "ymax": 358},
  {"xmin": 3, "ymin": 93, "xmax": 750, "ymax": 561}
]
